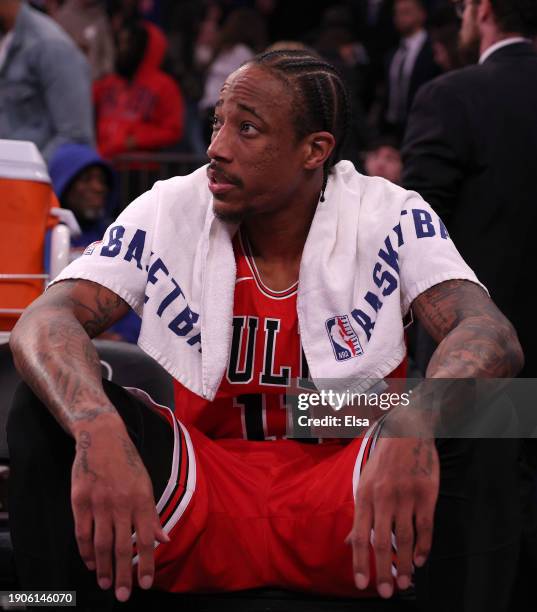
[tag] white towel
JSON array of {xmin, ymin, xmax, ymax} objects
[{"xmin": 51, "ymin": 161, "xmax": 484, "ymax": 400}]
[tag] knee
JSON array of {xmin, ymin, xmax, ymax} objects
[{"xmin": 7, "ymin": 382, "xmax": 70, "ymax": 459}]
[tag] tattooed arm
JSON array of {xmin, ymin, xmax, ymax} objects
[
  {"xmin": 9, "ymin": 279, "xmax": 169, "ymax": 601},
  {"xmin": 412, "ymin": 279, "xmax": 524, "ymax": 378},
  {"xmin": 349, "ymin": 280, "xmax": 523, "ymax": 599},
  {"xmin": 9, "ymin": 279, "xmax": 129, "ymax": 434}
]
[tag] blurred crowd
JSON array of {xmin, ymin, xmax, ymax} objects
[
  {"xmin": 2, "ymin": 0, "xmax": 513, "ymax": 175},
  {"xmin": 1, "ymin": 0, "xmax": 537, "ymax": 352}
]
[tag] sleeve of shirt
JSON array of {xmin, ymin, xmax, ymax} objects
[
  {"xmin": 36, "ymin": 38, "xmax": 95, "ymax": 161},
  {"xmin": 49, "ymin": 183, "xmax": 160, "ymax": 316},
  {"xmin": 401, "ymin": 79, "xmax": 470, "ymax": 225},
  {"xmin": 398, "ymin": 193, "xmax": 487, "ymax": 316}
]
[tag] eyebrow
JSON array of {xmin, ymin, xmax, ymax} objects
[
  {"xmin": 237, "ymin": 102, "xmax": 265, "ymax": 123},
  {"xmin": 214, "ymin": 99, "xmax": 266, "ymax": 124}
]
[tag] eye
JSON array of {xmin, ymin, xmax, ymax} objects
[
  {"xmin": 240, "ymin": 122, "xmax": 259, "ymax": 136},
  {"xmin": 212, "ymin": 114, "xmax": 222, "ymax": 131}
]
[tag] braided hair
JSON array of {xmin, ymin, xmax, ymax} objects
[{"xmin": 246, "ymin": 49, "xmax": 350, "ymax": 202}]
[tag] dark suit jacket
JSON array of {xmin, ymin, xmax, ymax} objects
[
  {"xmin": 383, "ymin": 35, "xmax": 441, "ymax": 134},
  {"xmin": 402, "ymin": 42, "xmax": 537, "ymax": 375}
]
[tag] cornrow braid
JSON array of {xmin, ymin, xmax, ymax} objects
[{"xmin": 247, "ymin": 49, "xmax": 350, "ymax": 203}]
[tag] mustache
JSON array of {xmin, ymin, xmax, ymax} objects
[{"xmin": 207, "ymin": 162, "xmax": 243, "ymax": 187}]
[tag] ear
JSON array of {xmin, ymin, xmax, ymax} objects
[
  {"xmin": 477, "ymin": 0, "xmax": 493, "ymax": 24},
  {"xmin": 302, "ymin": 131, "xmax": 336, "ymax": 171}
]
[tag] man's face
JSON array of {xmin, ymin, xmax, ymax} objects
[
  {"xmin": 64, "ymin": 165, "xmax": 109, "ymax": 224},
  {"xmin": 394, "ymin": 0, "xmax": 425, "ymax": 37},
  {"xmin": 207, "ymin": 64, "xmax": 311, "ymax": 223},
  {"xmin": 364, "ymin": 146, "xmax": 402, "ymax": 184},
  {"xmin": 115, "ymin": 28, "xmax": 145, "ymax": 78},
  {"xmin": 458, "ymin": 0, "xmax": 481, "ymax": 63}
]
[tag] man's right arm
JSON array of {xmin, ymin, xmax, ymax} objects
[
  {"xmin": 9, "ymin": 279, "xmax": 129, "ymax": 435},
  {"xmin": 9, "ymin": 279, "xmax": 168, "ymax": 601}
]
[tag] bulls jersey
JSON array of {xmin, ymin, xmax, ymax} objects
[{"xmin": 173, "ymin": 229, "xmax": 406, "ymax": 440}]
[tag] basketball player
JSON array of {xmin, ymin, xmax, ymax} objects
[{"xmin": 7, "ymin": 50, "xmax": 523, "ymax": 611}]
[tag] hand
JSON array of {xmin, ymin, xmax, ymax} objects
[
  {"xmin": 347, "ymin": 434, "xmax": 439, "ymax": 598},
  {"xmin": 70, "ymin": 417, "xmax": 170, "ymax": 602}
]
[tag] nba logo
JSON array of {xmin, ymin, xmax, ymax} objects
[
  {"xmin": 83, "ymin": 240, "xmax": 102, "ymax": 256},
  {"xmin": 325, "ymin": 315, "xmax": 363, "ymax": 361}
]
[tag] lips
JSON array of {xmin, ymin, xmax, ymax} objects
[{"xmin": 207, "ymin": 167, "xmax": 239, "ymax": 196}]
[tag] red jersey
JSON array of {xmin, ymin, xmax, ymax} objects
[{"xmin": 173, "ymin": 230, "xmax": 406, "ymax": 440}]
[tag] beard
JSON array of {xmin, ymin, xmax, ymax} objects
[{"xmin": 212, "ymin": 205, "xmax": 246, "ymax": 225}]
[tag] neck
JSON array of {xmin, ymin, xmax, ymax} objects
[
  {"xmin": 242, "ymin": 176, "xmax": 323, "ymax": 264},
  {"xmin": 480, "ymin": 30, "xmax": 524, "ymax": 56},
  {"xmin": 403, "ymin": 26, "xmax": 422, "ymax": 39}
]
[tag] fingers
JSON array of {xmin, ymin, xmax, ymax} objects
[
  {"xmin": 134, "ymin": 505, "xmax": 162, "ymax": 591},
  {"xmin": 347, "ymin": 494, "xmax": 373, "ymax": 591},
  {"xmin": 72, "ymin": 493, "xmax": 95, "ymax": 571},
  {"xmin": 113, "ymin": 516, "xmax": 134, "ymax": 602},
  {"xmin": 371, "ymin": 495, "xmax": 395, "ymax": 599},
  {"xmin": 394, "ymin": 501, "xmax": 414, "ymax": 590},
  {"xmin": 93, "ymin": 509, "xmax": 114, "ymax": 591},
  {"xmin": 413, "ymin": 493, "xmax": 435, "ymax": 567}
]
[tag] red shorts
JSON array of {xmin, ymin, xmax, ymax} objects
[{"xmin": 129, "ymin": 389, "xmax": 383, "ymax": 598}]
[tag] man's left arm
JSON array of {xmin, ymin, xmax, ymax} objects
[
  {"xmin": 348, "ymin": 279, "xmax": 523, "ymax": 599},
  {"xmin": 413, "ymin": 279, "xmax": 523, "ymax": 378},
  {"xmin": 37, "ymin": 39, "xmax": 95, "ymax": 161}
]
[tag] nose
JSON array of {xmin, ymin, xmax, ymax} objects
[
  {"xmin": 89, "ymin": 177, "xmax": 107, "ymax": 194},
  {"xmin": 206, "ymin": 122, "xmax": 233, "ymax": 163}
]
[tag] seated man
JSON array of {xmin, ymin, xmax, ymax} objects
[{"xmin": 8, "ymin": 50, "xmax": 523, "ymax": 611}]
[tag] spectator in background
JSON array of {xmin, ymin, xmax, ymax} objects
[
  {"xmin": 402, "ymin": 4, "xmax": 537, "ymax": 607},
  {"xmin": 429, "ymin": 4, "xmax": 465, "ymax": 71},
  {"xmin": 0, "ymin": 0, "xmax": 94, "ymax": 162},
  {"xmin": 54, "ymin": 0, "xmax": 115, "ymax": 80},
  {"xmin": 353, "ymin": 0, "xmax": 398, "ymax": 111},
  {"xmin": 402, "ymin": 0, "xmax": 537, "ymax": 378},
  {"xmin": 364, "ymin": 135, "xmax": 402, "ymax": 183},
  {"xmin": 198, "ymin": 7, "xmax": 268, "ymax": 143},
  {"xmin": 93, "ymin": 19, "xmax": 184, "ymax": 159},
  {"xmin": 48, "ymin": 142, "xmax": 141, "ymax": 343},
  {"xmin": 49, "ymin": 143, "xmax": 115, "ymax": 261},
  {"xmin": 314, "ymin": 5, "xmax": 370, "ymax": 165},
  {"xmin": 383, "ymin": 0, "xmax": 440, "ymax": 138}
]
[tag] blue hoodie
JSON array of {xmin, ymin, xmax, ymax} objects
[
  {"xmin": 48, "ymin": 143, "xmax": 116, "ymax": 248},
  {"xmin": 48, "ymin": 143, "xmax": 141, "ymax": 343}
]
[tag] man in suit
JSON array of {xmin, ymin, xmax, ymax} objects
[
  {"xmin": 402, "ymin": 4, "xmax": 537, "ymax": 608},
  {"xmin": 402, "ymin": 0, "xmax": 537, "ymax": 378},
  {"xmin": 383, "ymin": 0, "xmax": 440, "ymax": 138}
]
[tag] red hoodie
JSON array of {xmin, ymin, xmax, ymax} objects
[{"xmin": 93, "ymin": 22, "xmax": 184, "ymax": 159}]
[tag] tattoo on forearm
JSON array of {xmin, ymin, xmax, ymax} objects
[
  {"xmin": 11, "ymin": 280, "xmax": 129, "ymax": 434},
  {"xmin": 413, "ymin": 280, "xmax": 523, "ymax": 378}
]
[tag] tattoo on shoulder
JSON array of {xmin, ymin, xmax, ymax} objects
[
  {"xmin": 412, "ymin": 280, "xmax": 522, "ymax": 377},
  {"xmin": 412, "ymin": 279, "xmax": 494, "ymax": 342},
  {"xmin": 71, "ymin": 285, "xmax": 125, "ymax": 338}
]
